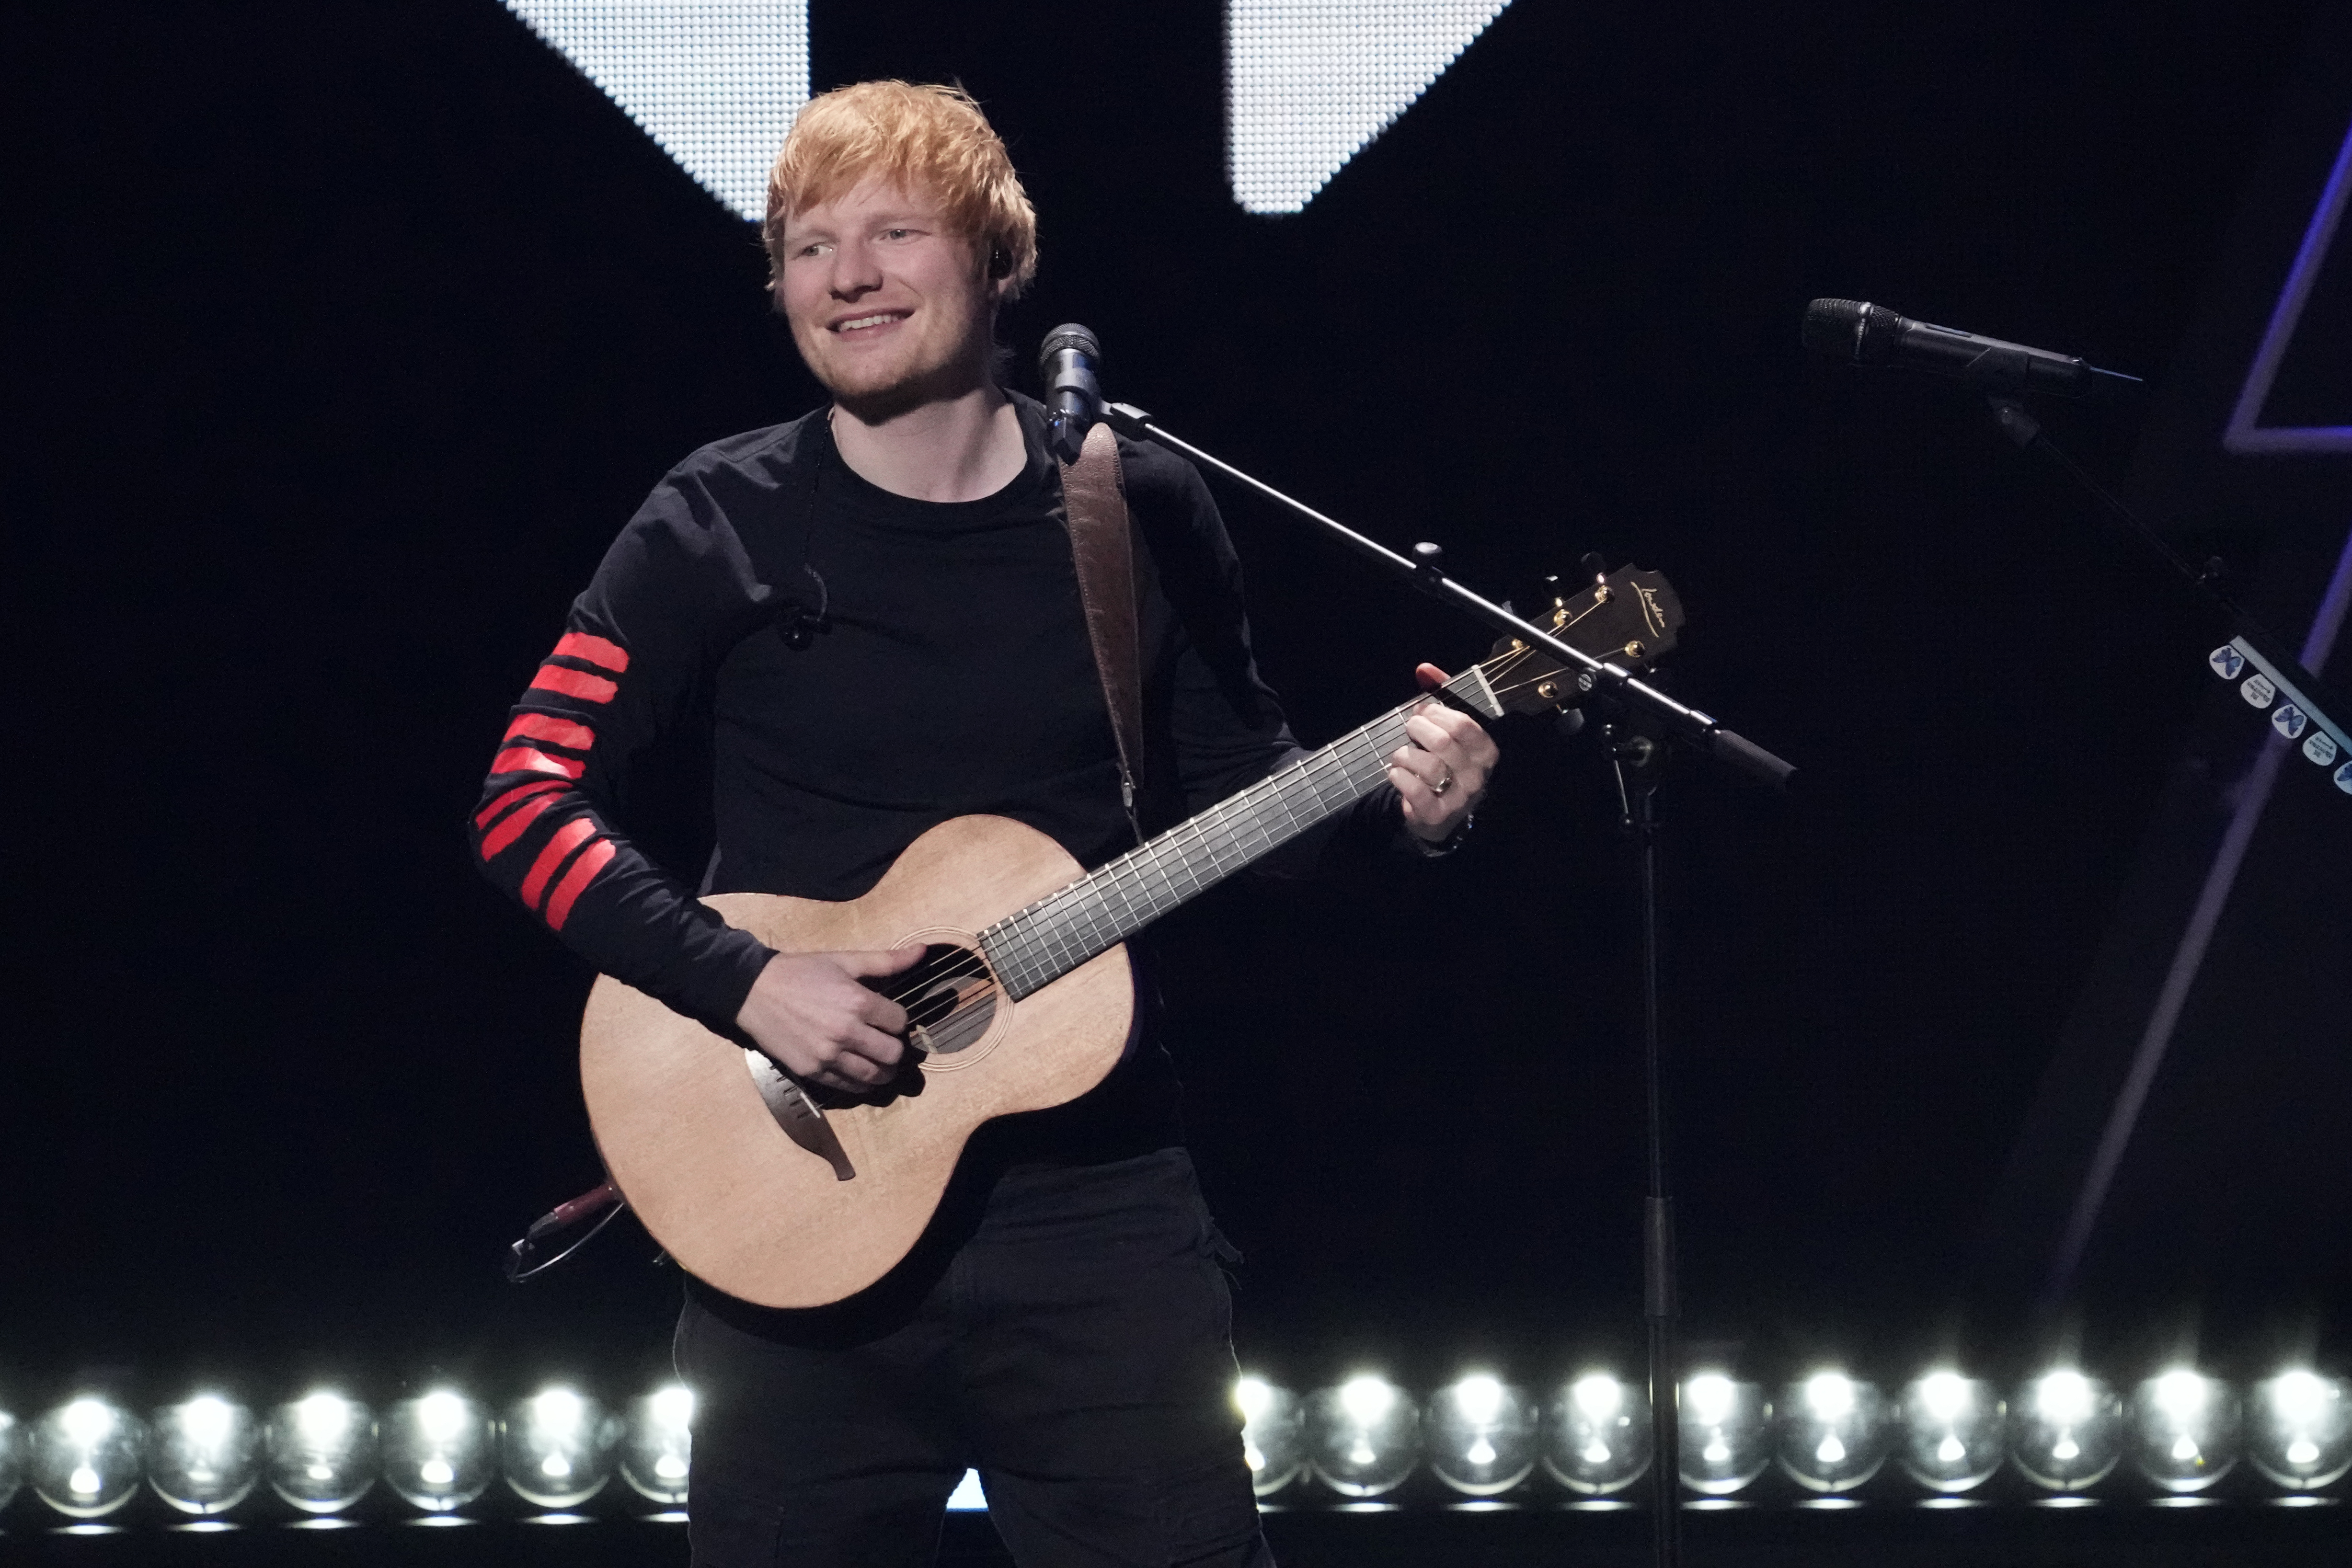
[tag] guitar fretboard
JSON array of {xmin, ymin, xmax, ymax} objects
[{"xmin": 979, "ymin": 665, "xmax": 1502, "ymax": 999}]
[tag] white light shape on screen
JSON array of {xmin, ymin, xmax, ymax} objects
[
  {"xmin": 502, "ymin": 2, "xmax": 810, "ymax": 221},
  {"xmin": 1228, "ymin": 1, "xmax": 1513, "ymax": 214}
]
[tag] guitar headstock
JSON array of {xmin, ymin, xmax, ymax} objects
[{"xmin": 1474, "ymin": 565, "xmax": 1684, "ymax": 717}]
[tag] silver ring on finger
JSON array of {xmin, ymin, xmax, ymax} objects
[{"xmin": 1431, "ymin": 767, "xmax": 1454, "ymax": 796}]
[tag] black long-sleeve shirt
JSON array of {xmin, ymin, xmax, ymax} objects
[{"xmin": 471, "ymin": 395, "xmax": 1398, "ymax": 1150}]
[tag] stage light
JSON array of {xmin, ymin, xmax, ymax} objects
[
  {"xmin": 0, "ymin": 1407, "xmax": 22, "ymax": 1512},
  {"xmin": 1305, "ymin": 1374, "xmax": 1420, "ymax": 1497},
  {"xmin": 502, "ymin": 1387, "xmax": 621, "ymax": 1509},
  {"xmin": 1423, "ymin": 1373, "xmax": 1535, "ymax": 1495},
  {"xmin": 1775, "ymin": 1372, "xmax": 1889, "ymax": 1492},
  {"xmin": 1539, "ymin": 1373, "xmax": 1652, "ymax": 1495},
  {"xmin": 1678, "ymin": 1373, "xmax": 1770, "ymax": 1495},
  {"xmin": 1234, "ymin": 1376, "xmax": 1305, "ymax": 1497},
  {"xmin": 383, "ymin": 1391, "xmax": 494, "ymax": 1512},
  {"xmin": 2128, "ymin": 1371, "xmax": 2240, "ymax": 1493},
  {"xmin": 147, "ymin": 1395, "xmax": 260, "ymax": 1514},
  {"xmin": 1896, "ymin": 1372, "xmax": 2006, "ymax": 1492},
  {"xmin": 620, "ymin": 1385, "xmax": 694, "ymax": 1505},
  {"xmin": 2010, "ymin": 1370, "xmax": 2122, "ymax": 1491},
  {"xmin": 264, "ymin": 1392, "xmax": 378, "ymax": 1513},
  {"xmin": 2249, "ymin": 1370, "xmax": 2352, "ymax": 1490},
  {"xmin": 29, "ymin": 1397, "xmax": 148, "ymax": 1519}
]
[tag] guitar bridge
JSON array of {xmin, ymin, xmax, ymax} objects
[{"xmin": 742, "ymin": 1050, "xmax": 856, "ymax": 1181}]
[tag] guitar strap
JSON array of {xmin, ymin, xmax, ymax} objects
[{"xmin": 1057, "ymin": 422, "xmax": 1147, "ymax": 845}]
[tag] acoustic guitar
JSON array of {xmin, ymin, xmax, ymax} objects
[{"xmin": 581, "ymin": 566, "xmax": 1684, "ymax": 1307}]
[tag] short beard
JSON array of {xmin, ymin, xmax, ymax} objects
[
  {"xmin": 825, "ymin": 346, "xmax": 983, "ymax": 425},
  {"xmin": 796, "ymin": 297, "xmax": 1004, "ymax": 426}
]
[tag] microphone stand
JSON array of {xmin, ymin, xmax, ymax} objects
[
  {"xmin": 1096, "ymin": 402, "xmax": 1793, "ymax": 791},
  {"xmin": 1095, "ymin": 400, "xmax": 1792, "ymax": 1568},
  {"xmin": 1606, "ymin": 723, "xmax": 1681, "ymax": 1568}
]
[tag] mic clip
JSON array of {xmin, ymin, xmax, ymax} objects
[
  {"xmin": 775, "ymin": 565, "xmax": 829, "ymax": 650},
  {"xmin": 1046, "ymin": 405, "xmax": 1093, "ymax": 464}
]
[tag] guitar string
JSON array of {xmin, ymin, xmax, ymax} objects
[
  {"xmin": 872, "ymin": 640, "xmax": 1632, "ymax": 1034},
  {"xmin": 896, "ymin": 702, "xmax": 1414, "ymax": 1034},
  {"xmin": 985, "ymin": 688, "xmax": 1446, "ymax": 993},
  {"xmin": 980, "ymin": 646, "xmax": 1577, "ymax": 995},
  {"xmin": 815, "ymin": 641, "xmax": 1629, "ymax": 1065},
  {"xmin": 924, "ymin": 675, "xmax": 1506, "ymax": 1010},
  {"xmin": 1020, "ymin": 686, "xmax": 1428, "ymax": 955},
  {"xmin": 960, "ymin": 697, "xmax": 1446, "ymax": 1005}
]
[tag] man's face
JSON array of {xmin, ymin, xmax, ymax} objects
[{"xmin": 776, "ymin": 177, "xmax": 999, "ymax": 419}]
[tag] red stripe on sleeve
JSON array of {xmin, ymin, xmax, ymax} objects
[
  {"xmin": 491, "ymin": 746, "xmax": 585, "ymax": 780},
  {"xmin": 504, "ymin": 711, "xmax": 597, "ymax": 751},
  {"xmin": 544, "ymin": 838, "xmax": 618, "ymax": 930},
  {"xmin": 479, "ymin": 790, "xmax": 562, "ymax": 859},
  {"xmin": 474, "ymin": 778, "xmax": 564, "ymax": 829},
  {"xmin": 553, "ymin": 631, "xmax": 631, "ymax": 674},
  {"xmin": 520, "ymin": 817, "xmax": 598, "ymax": 909},
  {"xmin": 529, "ymin": 665, "xmax": 618, "ymax": 703}
]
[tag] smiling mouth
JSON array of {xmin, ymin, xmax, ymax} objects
[{"xmin": 832, "ymin": 312, "xmax": 908, "ymax": 334}]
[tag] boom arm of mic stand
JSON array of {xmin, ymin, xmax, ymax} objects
[{"xmin": 1098, "ymin": 403, "xmax": 1796, "ymax": 790}]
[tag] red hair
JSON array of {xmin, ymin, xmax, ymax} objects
[{"xmin": 764, "ymin": 81, "xmax": 1038, "ymax": 297}]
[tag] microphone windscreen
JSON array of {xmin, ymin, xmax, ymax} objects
[
  {"xmin": 1039, "ymin": 323, "xmax": 1100, "ymax": 375},
  {"xmin": 1801, "ymin": 298, "xmax": 1868, "ymax": 355}
]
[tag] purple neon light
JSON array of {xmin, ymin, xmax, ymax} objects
[
  {"xmin": 2047, "ymin": 525, "xmax": 2352, "ymax": 1297},
  {"xmin": 2223, "ymin": 111, "xmax": 2352, "ymax": 453},
  {"xmin": 2048, "ymin": 105, "xmax": 2352, "ymax": 1299}
]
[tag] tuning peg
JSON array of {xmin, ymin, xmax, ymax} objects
[{"xmin": 1580, "ymin": 551, "xmax": 1609, "ymax": 583}]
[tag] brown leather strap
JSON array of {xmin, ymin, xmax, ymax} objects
[{"xmin": 1058, "ymin": 422, "xmax": 1146, "ymax": 842}]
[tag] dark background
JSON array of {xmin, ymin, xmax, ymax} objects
[{"xmin": 6, "ymin": 0, "xmax": 2349, "ymax": 1431}]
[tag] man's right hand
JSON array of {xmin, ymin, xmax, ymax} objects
[{"xmin": 734, "ymin": 945, "xmax": 925, "ymax": 1095}]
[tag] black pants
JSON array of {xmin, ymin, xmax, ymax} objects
[{"xmin": 675, "ymin": 1146, "xmax": 1274, "ymax": 1568}]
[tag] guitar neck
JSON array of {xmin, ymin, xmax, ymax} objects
[{"xmin": 980, "ymin": 664, "xmax": 1502, "ymax": 998}]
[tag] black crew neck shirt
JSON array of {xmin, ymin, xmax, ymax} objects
[
  {"xmin": 470, "ymin": 394, "xmax": 1399, "ymax": 1164},
  {"xmin": 705, "ymin": 408, "xmax": 1133, "ymax": 902}
]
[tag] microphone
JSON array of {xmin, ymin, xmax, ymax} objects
[
  {"xmin": 1039, "ymin": 323, "xmax": 1103, "ymax": 462},
  {"xmin": 1802, "ymin": 298, "xmax": 2140, "ymax": 398}
]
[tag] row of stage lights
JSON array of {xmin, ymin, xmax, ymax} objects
[
  {"xmin": 0, "ymin": 1387, "xmax": 690, "ymax": 1521},
  {"xmin": 1236, "ymin": 1366, "xmax": 2352, "ymax": 1501},
  {"xmin": 0, "ymin": 1364, "xmax": 2344, "ymax": 1525}
]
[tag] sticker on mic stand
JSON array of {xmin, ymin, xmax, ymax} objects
[
  {"xmin": 2306, "ymin": 730, "xmax": 2341, "ymax": 767},
  {"xmin": 2209, "ymin": 645, "xmax": 2246, "ymax": 679},
  {"xmin": 2271, "ymin": 703, "xmax": 2308, "ymax": 739},
  {"xmin": 2337, "ymin": 760, "xmax": 2352, "ymax": 796},
  {"xmin": 2240, "ymin": 673, "xmax": 2277, "ymax": 708}
]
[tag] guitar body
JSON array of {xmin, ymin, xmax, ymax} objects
[
  {"xmin": 580, "ymin": 814, "xmax": 1133, "ymax": 1309},
  {"xmin": 574, "ymin": 564, "xmax": 1684, "ymax": 1310}
]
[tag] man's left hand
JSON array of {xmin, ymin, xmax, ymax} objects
[{"xmin": 1389, "ymin": 663, "xmax": 1499, "ymax": 844}]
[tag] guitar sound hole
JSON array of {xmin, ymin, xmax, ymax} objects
[{"xmin": 884, "ymin": 943, "xmax": 999, "ymax": 1057}]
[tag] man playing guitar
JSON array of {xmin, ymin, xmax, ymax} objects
[{"xmin": 471, "ymin": 80, "xmax": 1495, "ymax": 1568}]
